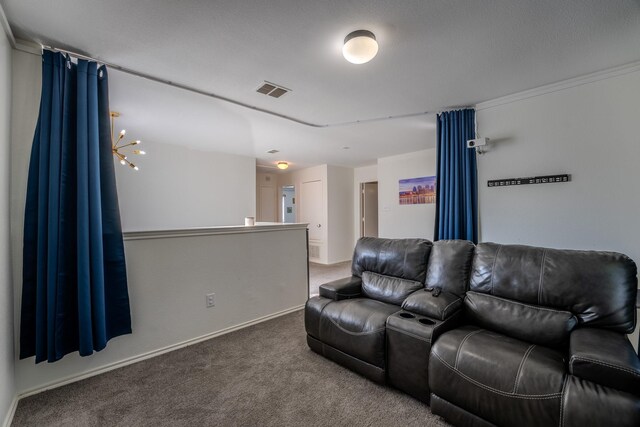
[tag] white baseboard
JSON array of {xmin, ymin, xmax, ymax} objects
[
  {"xmin": 2, "ymin": 395, "xmax": 18, "ymax": 427},
  {"xmin": 18, "ymin": 305, "xmax": 304, "ymax": 399}
]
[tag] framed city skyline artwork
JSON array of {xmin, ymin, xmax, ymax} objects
[{"xmin": 399, "ymin": 176, "xmax": 436, "ymax": 205}]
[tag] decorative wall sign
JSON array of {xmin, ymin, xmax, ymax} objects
[
  {"xmin": 488, "ymin": 174, "xmax": 570, "ymax": 188},
  {"xmin": 399, "ymin": 176, "xmax": 436, "ymax": 205}
]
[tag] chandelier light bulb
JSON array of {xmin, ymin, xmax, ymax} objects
[
  {"xmin": 342, "ymin": 30, "xmax": 378, "ymax": 64},
  {"xmin": 110, "ymin": 111, "xmax": 145, "ymax": 172}
]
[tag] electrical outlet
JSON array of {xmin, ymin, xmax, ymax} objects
[{"xmin": 206, "ymin": 293, "xmax": 215, "ymax": 308}]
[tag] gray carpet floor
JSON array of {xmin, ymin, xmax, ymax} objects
[
  {"xmin": 12, "ymin": 310, "xmax": 450, "ymax": 427},
  {"xmin": 309, "ymin": 261, "xmax": 351, "ymax": 296}
]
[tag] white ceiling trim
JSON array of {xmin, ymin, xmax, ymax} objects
[
  {"xmin": 18, "ymin": 41, "xmax": 436, "ymax": 129},
  {"xmin": 0, "ymin": 2, "xmax": 16, "ymax": 47},
  {"xmin": 476, "ymin": 60, "xmax": 640, "ymax": 111}
]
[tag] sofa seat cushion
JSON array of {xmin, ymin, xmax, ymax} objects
[
  {"xmin": 319, "ymin": 298, "xmax": 400, "ymax": 368},
  {"xmin": 430, "ymin": 326, "xmax": 566, "ymax": 427}
]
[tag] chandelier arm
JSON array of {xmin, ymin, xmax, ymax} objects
[{"xmin": 119, "ymin": 141, "xmax": 140, "ymax": 149}]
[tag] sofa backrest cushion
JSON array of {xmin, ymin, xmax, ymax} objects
[
  {"xmin": 352, "ymin": 237, "xmax": 432, "ymax": 283},
  {"xmin": 425, "ymin": 240, "xmax": 475, "ymax": 296},
  {"xmin": 470, "ymin": 243, "xmax": 637, "ymax": 333},
  {"xmin": 362, "ymin": 271, "xmax": 424, "ymax": 305},
  {"xmin": 464, "ymin": 291, "xmax": 578, "ymax": 346}
]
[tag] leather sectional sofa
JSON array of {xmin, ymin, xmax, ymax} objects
[{"xmin": 304, "ymin": 237, "xmax": 640, "ymax": 427}]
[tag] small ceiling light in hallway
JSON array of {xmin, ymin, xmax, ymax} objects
[
  {"xmin": 342, "ymin": 30, "xmax": 378, "ymax": 64},
  {"xmin": 277, "ymin": 161, "xmax": 289, "ymax": 170}
]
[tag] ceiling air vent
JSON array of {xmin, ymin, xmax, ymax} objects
[
  {"xmin": 266, "ymin": 149, "xmax": 279, "ymax": 154},
  {"xmin": 256, "ymin": 81, "xmax": 291, "ymax": 98}
]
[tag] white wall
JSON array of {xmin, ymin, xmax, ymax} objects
[
  {"xmin": 378, "ymin": 149, "xmax": 437, "ymax": 239},
  {"xmin": 476, "ymin": 68, "xmax": 640, "ymax": 259},
  {"xmin": 353, "ymin": 164, "xmax": 378, "ymax": 246},
  {"xmin": 14, "ymin": 226, "xmax": 308, "ymax": 394},
  {"xmin": 0, "ymin": 24, "xmax": 16, "ymax": 427},
  {"xmin": 115, "ymin": 143, "xmax": 255, "ymax": 231},
  {"xmin": 476, "ymin": 66, "xmax": 640, "ymax": 351},
  {"xmin": 9, "ymin": 50, "xmax": 40, "ymax": 409},
  {"xmin": 256, "ymin": 172, "xmax": 277, "ymax": 222},
  {"xmin": 327, "ymin": 165, "xmax": 354, "ymax": 264}
]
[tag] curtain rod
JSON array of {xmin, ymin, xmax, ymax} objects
[{"xmin": 27, "ymin": 44, "xmax": 438, "ymax": 128}]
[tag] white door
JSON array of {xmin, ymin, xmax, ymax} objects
[
  {"xmin": 301, "ymin": 180, "xmax": 323, "ymax": 241},
  {"xmin": 258, "ymin": 186, "xmax": 277, "ymax": 222},
  {"xmin": 281, "ymin": 186, "xmax": 296, "ymax": 223}
]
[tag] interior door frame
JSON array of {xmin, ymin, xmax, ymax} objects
[{"xmin": 360, "ymin": 181, "xmax": 378, "ymax": 238}]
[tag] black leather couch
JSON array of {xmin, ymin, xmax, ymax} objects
[{"xmin": 304, "ymin": 237, "xmax": 640, "ymax": 427}]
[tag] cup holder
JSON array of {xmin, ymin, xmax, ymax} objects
[
  {"xmin": 419, "ymin": 318, "xmax": 435, "ymax": 326},
  {"xmin": 399, "ymin": 312, "xmax": 415, "ymax": 319}
]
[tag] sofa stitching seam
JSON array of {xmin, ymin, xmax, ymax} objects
[
  {"xmin": 558, "ymin": 375, "xmax": 568, "ymax": 427},
  {"xmin": 402, "ymin": 246, "xmax": 408, "ymax": 280},
  {"xmin": 490, "ymin": 245, "xmax": 502, "ymax": 295},
  {"xmin": 454, "ymin": 329, "xmax": 483, "ymax": 369},
  {"xmin": 315, "ymin": 300, "xmax": 330, "ymax": 341},
  {"xmin": 513, "ymin": 344, "xmax": 536, "ymax": 393},
  {"xmin": 569, "ymin": 356, "xmax": 640, "ymax": 376},
  {"xmin": 364, "ymin": 271, "xmax": 422, "ymax": 286},
  {"xmin": 325, "ymin": 316, "xmax": 387, "ymax": 336},
  {"xmin": 538, "ymin": 249, "xmax": 547, "ymax": 305},
  {"xmin": 432, "ymin": 352, "xmax": 563, "ymax": 399}
]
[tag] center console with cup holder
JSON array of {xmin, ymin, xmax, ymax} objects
[{"xmin": 386, "ymin": 309, "xmax": 462, "ymax": 402}]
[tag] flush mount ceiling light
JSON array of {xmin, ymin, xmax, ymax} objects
[
  {"xmin": 277, "ymin": 161, "xmax": 289, "ymax": 170},
  {"xmin": 342, "ymin": 30, "xmax": 378, "ymax": 64}
]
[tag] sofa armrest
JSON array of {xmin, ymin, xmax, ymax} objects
[
  {"xmin": 319, "ymin": 276, "xmax": 362, "ymax": 300},
  {"xmin": 569, "ymin": 328, "xmax": 640, "ymax": 395},
  {"xmin": 401, "ymin": 290, "xmax": 462, "ymax": 320}
]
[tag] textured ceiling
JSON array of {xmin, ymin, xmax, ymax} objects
[{"xmin": 2, "ymin": 0, "xmax": 639, "ymax": 169}]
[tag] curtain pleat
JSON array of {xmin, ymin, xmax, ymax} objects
[
  {"xmin": 20, "ymin": 50, "xmax": 131, "ymax": 363},
  {"xmin": 434, "ymin": 109, "xmax": 478, "ymax": 243}
]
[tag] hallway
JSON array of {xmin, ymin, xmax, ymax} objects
[{"xmin": 308, "ymin": 261, "xmax": 351, "ymax": 296}]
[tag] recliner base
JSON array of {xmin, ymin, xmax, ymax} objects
[
  {"xmin": 431, "ymin": 394, "xmax": 496, "ymax": 427},
  {"xmin": 306, "ymin": 335, "xmax": 386, "ymax": 384}
]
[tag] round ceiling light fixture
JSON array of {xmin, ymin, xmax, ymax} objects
[
  {"xmin": 342, "ymin": 30, "xmax": 378, "ymax": 64},
  {"xmin": 277, "ymin": 161, "xmax": 289, "ymax": 170}
]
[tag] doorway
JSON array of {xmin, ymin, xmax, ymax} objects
[
  {"xmin": 360, "ymin": 182, "xmax": 378, "ymax": 238},
  {"xmin": 281, "ymin": 185, "xmax": 295, "ymax": 223}
]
